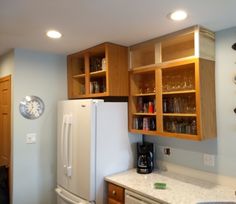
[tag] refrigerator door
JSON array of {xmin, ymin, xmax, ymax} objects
[
  {"xmin": 57, "ymin": 100, "xmax": 97, "ymax": 201},
  {"xmin": 95, "ymin": 102, "xmax": 141, "ymax": 204}
]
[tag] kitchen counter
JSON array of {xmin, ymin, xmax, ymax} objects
[{"xmin": 105, "ymin": 169, "xmax": 236, "ymax": 204}]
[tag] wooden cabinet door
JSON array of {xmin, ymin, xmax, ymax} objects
[
  {"xmin": 0, "ymin": 75, "xmax": 11, "ymax": 167},
  {"xmin": 108, "ymin": 183, "xmax": 124, "ymax": 204}
]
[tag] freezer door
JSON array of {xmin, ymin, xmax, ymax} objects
[
  {"xmin": 57, "ymin": 100, "xmax": 97, "ymax": 201},
  {"xmin": 56, "ymin": 187, "xmax": 94, "ymax": 204}
]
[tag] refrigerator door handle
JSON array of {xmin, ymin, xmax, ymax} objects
[
  {"xmin": 61, "ymin": 115, "xmax": 67, "ymax": 175},
  {"xmin": 66, "ymin": 114, "xmax": 73, "ymax": 177},
  {"xmin": 64, "ymin": 115, "xmax": 69, "ymax": 176},
  {"xmin": 55, "ymin": 188, "xmax": 81, "ymax": 204}
]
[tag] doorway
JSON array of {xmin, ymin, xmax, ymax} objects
[{"xmin": 0, "ymin": 75, "xmax": 11, "ymax": 204}]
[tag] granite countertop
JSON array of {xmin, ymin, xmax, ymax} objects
[{"xmin": 105, "ymin": 169, "xmax": 236, "ymax": 204}]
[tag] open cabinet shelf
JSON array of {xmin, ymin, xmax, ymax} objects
[
  {"xmin": 129, "ymin": 57, "xmax": 216, "ymax": 141},
  {"xmin": 129, "ymin": 25, "xmax": 215, "ymax": 70},
  {"xmin": 68, "ymin": 42, "xmax": 128, "ymax": 98}
]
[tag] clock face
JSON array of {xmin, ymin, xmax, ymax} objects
[{"xmin": 19, "ymin": 96, "xmax": 45, "ymax": 119}]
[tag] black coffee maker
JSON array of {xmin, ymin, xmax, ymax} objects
[{"xmin": 137, "ymin": 142, "xmax": 154, "ymax": 174}]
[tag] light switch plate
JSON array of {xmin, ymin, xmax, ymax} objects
[{"xmin": 26, "ymin": 133, "xmax": 36, "ymax": 144}]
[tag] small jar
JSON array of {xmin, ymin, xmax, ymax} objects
[{"xmin": 102, "ymin": 58, "xmax": 106, "ymax": 70}]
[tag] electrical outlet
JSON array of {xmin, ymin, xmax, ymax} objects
[
  {"xmin": 203, "ymin": 154, "xmax": 215, "ymax": 167},
  {"xmin": 163, "ymin": 147, "xmax": 171, "ymax": 156}
]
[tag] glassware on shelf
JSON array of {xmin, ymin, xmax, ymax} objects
[
  {"xmin": 94, "ymin": 81, "xmax": 100, "ymax": 93},
  {"xmin": 150, "ymin": 118, "xmax": 156, "ymax": 130},
  {"xmin": 191, "ymin": 119, "xmax": 197, "ymax": 135},
  {"xmin": 90, "ymin": 81, "xmax": 104, "ymax": 94},
  {"xmin": 175, "ymin": 75, "xmax": 182, "ymax": 90},
  {"xmin": 137, "ymin": 97, "xmax": 155, "ymax": 113},
  {"xmin": 185, "ymin": 72, "xmax": 194, "ymax": 90},
  {"xmin": 133, "ymin": 117, "xmax": 143, "ymax": 130},
  {"xmin": 148, "ymin": 102, "xmax": 154, "ymax": 113},
  {"xmin": 163, "ymin": 95, "xmax": 196, "ymax": 114},
  {"xmin": 133, "ymin": 117, "xmax": 156, "ymax": 131},
  {"xmin": 90, "ymin": 82, "xmax": 94, "ymax": 93},
  {"xmin": 90, "ymin": 57, "xmax": 103, "ymax": 72},
  {"xmin": 137, "ymin": 97, "xmax": 143, "ymax": 113},
  {"xmin": 163, "ymin": 98, "xmax": 168, "ymax": 113},
  {"xmin": 139, "ymin": 86, "xmax": 144, "ymax": 94},
  {"xmin": 102, "ymin": 58, "xmax": 106, "ymax": 70},
  {"xmin": 173, "ymin": 97, "xmax": 180, "ymax": 113},
  {"xmin": 80, "ymin": 84, "xmax": 85, "ymax": 94},
  {"xmin": 162, "ymin": 75, "xmax": 169, "ymax": 91},
  {"xmin": 151, "ymin": 81, "xmax": 156, "ymax": 93},
  {"xmin": 164, "ymin": 117, "xmax": 197, "ymax": 135},
  {"xmin": 163, "ymin": 69, "xmax": 195, "ymax": 92}
]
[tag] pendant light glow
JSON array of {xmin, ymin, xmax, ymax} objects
[
  {"xmin": 169, "ymin": 10, "xmax": 188, "ymax": 21},
  {"xmin": 46, "ymin": 30, "xmax": 62, "ymax": 39}
]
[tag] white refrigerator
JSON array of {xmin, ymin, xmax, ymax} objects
[{"xmin": 55, "ymin": 99, "xmax": 139, "ymax": 204}]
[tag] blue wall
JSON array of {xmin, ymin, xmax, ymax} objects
[{"xmin": 12, "ymin": 49, "xmax": 67, "ymax": 204}]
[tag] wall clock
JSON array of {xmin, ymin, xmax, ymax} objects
[{"xmin": 19, "ymin": 95, "xmax": 45, "ymax": 119}]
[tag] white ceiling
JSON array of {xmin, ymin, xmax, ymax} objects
[{"xmin": 1, "ymin": 0, "xmax": 236, "ymax": 56}]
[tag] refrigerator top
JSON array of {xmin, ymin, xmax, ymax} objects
[{"xmin": 59, "ymin": 99, "xmax": 104, "ymax": 104}]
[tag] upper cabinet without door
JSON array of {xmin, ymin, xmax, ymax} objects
[
  {"xmin": 67, "ymin": 42, "xmax": 128, "ymax": 99},
  {"xmin": 129, "ymin": 25, "xmax": 216, "ymax": 141}
]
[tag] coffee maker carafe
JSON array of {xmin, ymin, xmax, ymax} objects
[{"xmin": 137, "ymin": 142, "xmax": 154, "ymax": 174}]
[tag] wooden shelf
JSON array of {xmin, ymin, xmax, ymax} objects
[
  {"xmin": 132, "ymin": 93, "xmax": 156, "ymax": 97},
  {"xmin": 129, "ymin": 129, "xmax": 157, "ymax": 136},
  {"xmin": 89, "ymin": 92, "xmax": 108, "ymax": 97},
  {"xmin": 90, "ymin": 70, "xmax": 106, "ymax": 77},
  {"xmin": 72, "ymin": 74, "xmax": 85, "ymax": 79},
  {"xmin": 130, "ymin": 64, "xmax": 157, "ymax": 73},
  {"xmin": 160, "ymin": 131, "xmax": 200, "ymax": 141},
  {"xmin": 132, "ymin": 112, "xmax": 156, "ymax": 116},
  {"xmin": 162, "ymin": 90, "xmax": 196, "ymax": 95},
  {"xmin": 163, "ymin": 113, "xmax": 196, "ymax": 117}
]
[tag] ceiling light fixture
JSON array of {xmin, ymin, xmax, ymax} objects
[
  {"xmin": 46, "ymin": 30, "xmax": 62, "ymax": 39},
  {"xmin": 169, "ymin": 10, "xmax": 188, "ymax": 21}
]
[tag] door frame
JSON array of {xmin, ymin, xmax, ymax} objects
[{"xmin": 0, "ymin": 75, "xmax": 12, "ymax": 203}]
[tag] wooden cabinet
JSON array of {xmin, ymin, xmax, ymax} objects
[
  {"xmin": 108, "ymin": 183, "xmax": 124, "ymax": 204},
  {"xmin": 67, "ymin": 42, "xmax": 128, "ymax": 99},
  {"xmin": 129, "ymin": 26, "xmax": 216, "ymax": 141}
]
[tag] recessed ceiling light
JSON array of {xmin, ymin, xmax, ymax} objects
[
  {"xmin": 46, "ymin": 30, "xmax": 62, "ymax": 39},
  {"xmin": 169, "ymin": 10, "xmax": 188, "ymax": 21}
]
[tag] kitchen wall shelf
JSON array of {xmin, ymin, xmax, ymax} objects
[
  {"xmin": 162, "ymin": 90, "xmax": 196, "ymax": 95},
  {"xmin": 129, "ymin": 25, "xmax": 216, "ymax": 141},
  {"xmin": 90, "ymin": 70, "xmax": 106, "ymax": 77},
  {"xmin": 132, "ymin": 113, "xmax": 156, "ymax": 116},
  {"xmin": 133, "ymin": 93, "xmax": 156, "ymax": 97},
  {"xmin": 67, "ymin": 42, "xmax": 128, "ymax": 99},
  {"xmin": 163, "ymin": 113, "xmax": 197, "ymax": 117}
]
